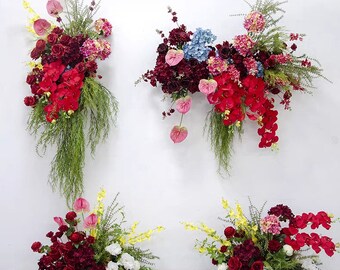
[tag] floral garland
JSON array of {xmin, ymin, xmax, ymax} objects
[
  {"xmin": 140, "ymin": 1, "xmax": 325, "ymax": 172},
  {"xmin": 31, "ymin": 189, "xmax": 164, "ymax": 270},
  {"xmin": 183, "ymin": 200, "xmax": 339, "ymax": 270},
  {"xmin": 23, "ymin": 0, "xmax": 118, "ymax": 204}
]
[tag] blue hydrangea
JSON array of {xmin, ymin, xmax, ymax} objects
[
  {"xmin": 256, "ymin": 61, "xmax": 264, "ymax": 78},
  {"xmin": 183, "ymin": 28, "xmax": 217, "ymax": 62}
]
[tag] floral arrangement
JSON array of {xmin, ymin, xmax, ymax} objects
[
  {"xmin": 23, "ymin": 0, "xmax": 118, "ymax": 204},
  {"xmin": 184, "ymin": 200, "xmax": 339, "ymax": 270},
  {"xmin": 140, "ymin": 0, "xmax": 325, "ymax": 171},
  {"xmin": 31, "ymin": 189, "xmax": 164, "ymax": 270}
]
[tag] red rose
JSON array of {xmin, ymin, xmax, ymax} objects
[
  {"xmin": 24, "ymin": 96, "xmax": 37, "ymax": 106},
  {"xmin": 51, "ymin": 44, "xmax": 65, "ymax": 58},
  {"xmin": 31, "ymin": 241, "xmax": 42, "ymax": 252},
  {"xmin": 47, "ymin": 33, "xmax": 59, "ymax": 44},
  {"xmin": 59, "ymin": 34, "xmax": 71, "ymax": 45},
  {"xmin": 228, "ymin": 256, "xmax": 242, "ymax": 270},
  {"xmin": 268, "ymin": 239, "xmax": 282, "ymax": 253},
  {"xmin": 65, "ymin": 211, "xmax": 77, "ymax": 221},
  {"xmin": 69, "ymin": 232, "xmax": 85, "ymax": 243},
  {"xmin": 224, "ymin": 226, "xmax": 236, "ymax": 238},
  {"xmin": 36, "ymin": 39, "xmax": 46, "ymax": 51},
  {"xmin": 251, "ymin": 261, "xmax": 264, "ymax": 270},
  {"xmin": 30, "ymin": 48, "xmax": 41, "ymax": 60}
]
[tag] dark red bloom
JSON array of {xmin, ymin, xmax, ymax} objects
[
  {"xmin": 268, "ymin": 239, "xmax": 282, "ymax": 253},
  {"xmin": 36, "ymin": 39, "xmax": 46, "ymax": 51},
  {"xmin": 228, "ymin": 256, "xmax": 242, "ymax": 270},
  {"xmin": 46, "ymin": 231, "xmax": 54, "ymax": 238},
  {"xmin": 250, "ymin": 261, "xmax": 264, "ymax": 270},
  {"xmin": 24, "ymin": 96, "xmax": 37, "ymax": 106},
  {"xmin": 31, "ymin": 241, "xmax": 42, "ymax": 252},
  {"xmin": 51, "ymin": 44, "xmax": 65, "ymax": 58},
  {"xmin": 224, "ymin": 226, "xmax": 236, "ymax": 238},
  {"xmin": 65, "ymin": 211, "xmax": 77, "ymax": 221},
  {"xmin": 69, "ymin": 232, "xmax": 85, "ymax": 243},
  {"xmin": 47, "ymin": 33, "xmax": 59, "ymax": 44},
  {"xmin": 30, "ymin": 48, "xmax": 42, "ymax": 59},
  {"xmin": 220, "ymin": 245, "xmax": 228, "ymax": 253}
]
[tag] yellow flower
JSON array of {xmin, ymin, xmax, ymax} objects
[
  {"xmin": 183, "ymin": 222, "xmax": 199, "ymax": 231},
  {"xmin": 198, "ymin": 247, "xmax": 207, "ymax": 253},
  {"xmin": 222, "ymin": 199, "xmax": 229, "ymax": 209}
]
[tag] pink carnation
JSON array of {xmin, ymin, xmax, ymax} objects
[
  {"xmin": 94, "ymin": 18, "xmax": 112, "ymax": 37},
  {"xmin": 97, "ymin": 39, "xmax": 111, "ymax": 60},
  {"xmin": 243, "ymin": 57, "xmax": 258, "ymax": 75},
  {"xmin": 244, "ymin": 11, "xmax": 266, "ymax": 33},
  {"xmin": 207, "ymin": 57, "xmax": 228, "ymax": 76},
  {"xmin": 260, "ymin": 215, "xmax": 281, "ymax": 235},
  {"xmin": 233, "ymin": 34, "xmax": 255, "ymax": 57},
  {"xmin": 80, "ymin": 39, "xmax": 111, "ymax": 61}
]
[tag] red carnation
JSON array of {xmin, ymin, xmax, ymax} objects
[
  {"xmin": 224, "ymin": 226, "xmax": 236, "ymax": 238},
  {"xmin": 228, "ymin": 256, "xmax": 242, "ymax": 270},
  {"xmin": 31, "ymin": 241, "xmax": 42, "ymax": 252}
]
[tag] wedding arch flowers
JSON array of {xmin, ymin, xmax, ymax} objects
[
  {"xmin": 31, "ymin": 189, "xmax": 164, "ymax": 270},
  {"xmin": 183, "ymin": 199, "xmax": 339, "ymax": 270},
  {"xmin": 140, "ymin": 0, "xmax": 326, "ymax": 172},
  {"xmin": 23, "ymin": 0, "xmax": 118, "ymax": 204}
]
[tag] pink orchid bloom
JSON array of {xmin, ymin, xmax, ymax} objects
[
  {"xmin": 176, "ymin": 96, "xmax": 192, "ymax": 114},
  {"xmin": 170, "ymin": 126, "xmax": 188, "ymax": 143},
  {"xmin": 73, "ymin": 197, "xmax": 90, "ymax": 212},
  {"xmin": 165, "ymin": 49, "xmax": 184, "ymax": 66},
  {"xmin": 198, "ymin": 79, "xmax": 217, "ymax": 95},
  {"xmin": 33, "ymin": 19, "xmax": 51, "ymax": 36},
  {"xmin": 53, "ymin": 216, "xmax": 66, "ymax": 227},
  {"xmin": 83, "ymin": 213, "xmax": 98, "ymax": 229},
  {"xmin": 46, "ymin": 0, "xmax": 63, "ymax": 17}
]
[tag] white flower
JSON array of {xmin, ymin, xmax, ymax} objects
[
  {"xmin": 134, "ymin": 260, "xmax": 141, "ymax": 270},
  {"xmin": 217, "ymin": 263, "xmax": 228, "ymax": 270},
  {"xmin": 105, "ymin": 243, "xmax": 122, "ymax": 256},
  {"xmin": 119, "ymin": 253, "xmax": 135, "ymax": 270},
  {"xmin": 283, "ymin": 244, "xmax": 294, "ymax": 256},
  {"xmin": 106, "ymin": 261, "xmax": 119, "ymax": 270}
]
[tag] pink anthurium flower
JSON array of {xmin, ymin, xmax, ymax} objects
[
  {"xmin": 47, "ymin": 0, "xmax": 63, "ymax": 17},
  {"xmin": 33, "ymin": 19, "xmax": 51, "ymax": 36},
  {"xmin": 53, "ymin": 216, "xmax": 66, "ymax": 227},
  {"xmin": 73, "ymin": 198, "xmax": 90, "ymax": 212},
  {"xmin": 165, "ymin": 49, "xmax": 184, "ymax": 66},
  {"xmin": 198, "ymin": 79, "xmax": 217, "ymax": 95},
  {"xmin": 83, "ymin": 213, "xmax": 98, "ymax": 229},
  {"xmin": 170, "ymin": 126, "xmax": 188, "ymax": 143},
  {"xmin": 176, "ymin": 96, "xmax": 192, "ymax": 114}
]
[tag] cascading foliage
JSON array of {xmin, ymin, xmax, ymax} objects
[
  {"xmin": 141, "ymin": 0, "xmax": 326, "ymax": 173},
  {"xmin": 23, "ymin": 0, "xmax": 118, "ymax": 204}
]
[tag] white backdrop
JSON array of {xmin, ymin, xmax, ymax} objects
[{"xmin": 1, "ymin": 0, "xmax": 340, "ymax": 269}]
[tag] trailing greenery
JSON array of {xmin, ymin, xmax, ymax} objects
[
  {"xmin": 206, "ymin": 110, "xmax": 242, "ymax": 173},
  {"xmin": 28, "ymin": 77, "xmax": 118, "ymax": 205},
  {"xmin": 63, "ymin": 0, "xmax": 101, "ymax": 38}
]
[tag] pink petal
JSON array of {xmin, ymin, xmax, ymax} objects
[
  {"xmin": 198, "ymin": 79, "xmax": 217, "ymax": 95},
  {"xmin": 53, "ymin": 216, "xmax": 66, "ymax": 227},
  {"xmin": 170, "ymin": 126, "xmax": 188, "ymax": 143},
  {"xmin": 175, "ymin": 96, "xmax": 192, "ymax": 114},
  {"xmin": 165, "ymin": 49, "xmax": 184, "ymax": 66},
  {"xmin": 33, "ymin": 19, "xmax": 51, "ymax": 36},
  {"xmin": 47, "ymin": 0, "xmax": 63, "ymax": 17},
  {"xmin": 73, "ymin": 198, "xmax": 90, "ymax": 212},
  {"xmin": 83, "ymin": 213, "xmax": 98, "ymax": 229}
]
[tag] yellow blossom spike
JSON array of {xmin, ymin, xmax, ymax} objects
[
  {"xmin": 222, "ymin": 198, "xmax": 229, "ymax": 209},
  {"xmin": 183, "ymin": 222, "xmax": 199, "ymax": 231}
]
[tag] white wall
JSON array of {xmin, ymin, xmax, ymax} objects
[{"xmin": 1, "ymin": 0, "xmax": 340, "ymax": 269}]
